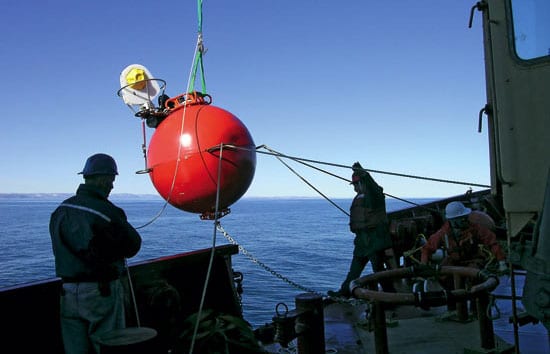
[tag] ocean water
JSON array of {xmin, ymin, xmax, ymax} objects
[{"xmin": 0, "ymin": 195, "xmax": 417, "ymax": 326}]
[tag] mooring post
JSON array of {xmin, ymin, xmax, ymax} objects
[{"xmin": 295, "ymin": 292, "xmax": 325, "ymax": 354}]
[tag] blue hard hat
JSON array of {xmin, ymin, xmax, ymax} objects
[{"xmin": 78, "ymin": 153, "xmax": 119, "ymax": 177}]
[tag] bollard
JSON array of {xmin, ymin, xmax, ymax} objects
[{"xmin": 295, "ymin": 293, "xmax": 325, "ymax": 354}]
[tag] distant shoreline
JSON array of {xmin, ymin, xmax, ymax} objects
[
  {"xmin": 0, "ymin": 193, "xmax": 438, "ymax": 205},
  {"xmin": 0, "ymin": 193, "xmax": 159, "ymax": 199}
]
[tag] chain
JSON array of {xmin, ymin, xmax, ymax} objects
[
  {"xmin": 216, "ymin": 222, "xmax": 368, "ymax": 307},
  {"xmin": 216, "ymin": 222, "xmax": 324, "ymax": 296}
]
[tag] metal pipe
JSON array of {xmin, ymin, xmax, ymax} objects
[
  {"xmin": 454, "ymin": 273, "xmax": 468, "ymax": 321},
  {"xmin": 477, "ymin": 292, "xmax": 496, "ymax": 349},
  {"xmin": 350, "ymin": 265, "xmax": 501, "ymax": 353},
  {"xmin": 373, "ymin": 301, "xmax": 389, "ymax": 354}
]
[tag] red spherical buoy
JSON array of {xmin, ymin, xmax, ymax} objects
[{"xmin": 146, "ymin": 92, "xmax": 256, "ymax": 215}]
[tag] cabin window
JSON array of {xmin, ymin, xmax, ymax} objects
[{"xmin": 510, "ymin": 0, "xmax": 550, "ymax": 60}]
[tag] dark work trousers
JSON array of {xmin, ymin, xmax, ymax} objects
[
  {"xmin": 338, "ymin": 225, "xmax": 396, "ymax": 295},
  {"xmin": 339, "ymin": 250, "xmax": 396, "ymax": 295}
]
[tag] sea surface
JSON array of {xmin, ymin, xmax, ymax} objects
[{"xmin": 0, "ymin": 194, "xmax": 421, "ymax": 327}]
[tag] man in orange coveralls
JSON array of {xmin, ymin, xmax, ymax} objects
[{"xmin": 421, "ymin": 201, "xmax": 507, "ymax": 272}]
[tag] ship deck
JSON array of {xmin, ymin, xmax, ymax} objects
[
  {"xmin": 323, "ymin": 300, "xmax": 513, "ymax": 354},
  {"xmin": 322, "ymin": 273, "xmax": 549, "ymax": 354},
  {"xmin": 265, "ymin": 274, "xmax": 549, "ymax": 354}
]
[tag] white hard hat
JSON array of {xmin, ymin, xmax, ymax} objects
[{"xmin": 445, "ymin": 201, "xmax": 471, "ymax": 219}]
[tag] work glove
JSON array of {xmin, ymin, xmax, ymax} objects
[
  {"xmin": 430, "ymin": 249, "xmax": 445, "ymax": 263},
  {"xmin": 497, "ymin": 260, "xmax": 508, "ymax": 275}
]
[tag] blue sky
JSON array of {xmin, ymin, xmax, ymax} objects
[{"xmin": 0, "ymin": 1, "xmax": 490, "ymax": 200}]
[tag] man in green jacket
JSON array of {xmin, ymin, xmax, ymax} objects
[
  {"xmin": 329, "ymin": 162, "xmax": 397, "ymax": 298},
  {"xmin": 49, "ymin": 153, "xmax": 142, "ymax": 354}
]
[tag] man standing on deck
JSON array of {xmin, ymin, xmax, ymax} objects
[
  {"xmin": 49, "ymin": 153, "xmax": 142, "ymax": 354},
  {"xmin": 328, "ymin": 162, "xmax": 397, "ymax": 298}
]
